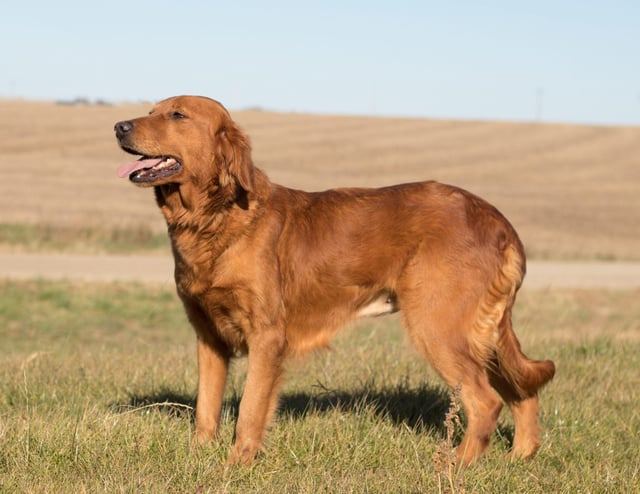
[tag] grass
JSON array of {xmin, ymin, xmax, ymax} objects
[
  {"xmin": 1, "ymin": 281, "xmax": 639, "ymax": 492},
  {"xmin": 0, "ymin": 223, "xmax": 170, "ymax": 255}
]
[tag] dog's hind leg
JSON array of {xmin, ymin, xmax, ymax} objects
[
  {"xmin": 488, "ymin": 308, "xmax": 555, "ymax": 460},
  {"xmin": 398, "ymin": 278, "xmax": 504, "ymax": 464},
  {"xmin": 488, "ymin": 360, "xmax": 545, "ymax": 460}
]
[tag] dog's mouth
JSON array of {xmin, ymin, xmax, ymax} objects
[{"xmin": 117, "ymin": 155, "xmax": 183, "ymax": 183}]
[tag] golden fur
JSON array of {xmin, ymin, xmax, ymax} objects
[{"xmin": 115, "ymin": 95, "xmax": 555, "ymax": 465}]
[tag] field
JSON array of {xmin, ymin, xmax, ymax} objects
[
  {"xmin": 1, "ymin": 100, "xmax": 639, "ymax": 492},
  {"xmin": 1, "ymin": 99, "xmax": 639, "ymax": 259},
  {"xmin": 1, "ymin": 281, "xmax": 639, "ymax": 493}
]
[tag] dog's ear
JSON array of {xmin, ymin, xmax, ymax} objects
[{"xmin": 216, "ymin": 123, "xmax": 255, "ymax": 192}]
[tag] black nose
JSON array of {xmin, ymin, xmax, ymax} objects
[{"xmin": 114, "ymin": 120, "xmax": 134, "ymax": 139}]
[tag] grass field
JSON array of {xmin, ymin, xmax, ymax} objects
[
  {"xmin": 1, "ymin": 281, "xmax": 639, "ymax": 493},
  {"xmin": 1, "ymin": 99, "xmax": 639, "ymax": 260}
]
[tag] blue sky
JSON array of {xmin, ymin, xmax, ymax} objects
[{"xmin": 2, "ymin": 1, "xmax": 639, "ymax": 125}]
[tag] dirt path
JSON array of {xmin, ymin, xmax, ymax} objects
[{"xmin": 1, "ymin": 253, "xmax": 639, "ymax": 289}]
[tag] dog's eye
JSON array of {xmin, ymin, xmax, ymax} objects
[{"xmin": 170, "ymin": 111, "xmax": 187, "ymax": 120}]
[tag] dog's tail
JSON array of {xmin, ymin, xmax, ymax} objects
[{"xmin": 471, "ymin": 242, "xmax": 555, "ymax": 399}]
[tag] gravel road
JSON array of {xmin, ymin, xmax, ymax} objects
[{"xmin": 1, "ymin": 253, "xmax": 639, "ymax": 289}]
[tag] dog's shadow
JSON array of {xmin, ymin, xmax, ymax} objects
[
  {"xmin": 278, "ymin": 383, "xmax": 453, "ymax": 436},
  {"xmin": 113, "ymin": 382, "xmax": 514, "ymax": 445}
]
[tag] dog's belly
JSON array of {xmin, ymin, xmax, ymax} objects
[{"xmin": 355, "ymin": 291, "xmax": 399, "ymax": 318}]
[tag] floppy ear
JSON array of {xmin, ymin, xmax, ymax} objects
[{"xmin": 215, "ymin": 122, "xmax": 255, "ymax": 192}]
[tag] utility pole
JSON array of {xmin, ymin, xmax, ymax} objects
[{"xmin": 535, "ymin": 87, "xmax": 544, "ymax": 122}]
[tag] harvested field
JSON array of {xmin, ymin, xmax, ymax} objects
[{"xmin": 1, "ymin": 99, "xmax": 638, "ymax": 259}]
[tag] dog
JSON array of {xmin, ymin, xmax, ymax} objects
[{"xmin": 114, "ymin": 95, "xmax": 555, "ymax": 465}]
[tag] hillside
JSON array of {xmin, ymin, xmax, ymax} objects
[{"xmin": 1, "ymin": 99, "xmax": 638, "ymax": 260}]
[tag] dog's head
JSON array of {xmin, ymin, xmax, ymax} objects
[{"xmin": 115, "ymin": 96, "xmax": 254, "ymax": 192}]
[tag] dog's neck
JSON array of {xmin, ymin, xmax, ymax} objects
[{"xmin": 154, "ymin": 168, "xmax": 272, "ymax": 257}]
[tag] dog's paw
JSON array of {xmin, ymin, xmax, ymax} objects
[
  {"xmin": 191, "ymin": 428, "xmax": 216, "ymax": 449},
  {"xmin": 227, "ymin": 439, "xmax": 262, "ymax": 466}
]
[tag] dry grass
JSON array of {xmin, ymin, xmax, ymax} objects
[
  {"xmin": 0, "ymin": 223, "xmax": 169, "ymax": 255},
  {"xmin": 1, "ymin": 99, "xmax": 639, "ymax": 260},
  {"xmin": 1, "ymin": 281, "xmax": 639, "ymax": 492}
]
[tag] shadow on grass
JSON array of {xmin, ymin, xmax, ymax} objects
[
  {"xmin": 280, "ymin": 382, "xmax": 454, "ymax": 437},
  {"xmin": 110, "ymin": 381, "xmax": 519, "ymax": 444},
  {"xmin": 281, "ymin": 383, "xmax": 515, "ymax": 446}
]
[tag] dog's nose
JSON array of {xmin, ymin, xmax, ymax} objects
[{"xmin": 114, "ymin": 120, "xmax": 134, "ymax": 138}]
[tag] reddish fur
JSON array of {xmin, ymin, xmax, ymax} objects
[{"xmin": 115, "ymin": 95, "xmax": 555, "ymax": 465}]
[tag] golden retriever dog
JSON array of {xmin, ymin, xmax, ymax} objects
[{"xmin": 114, "ymin": 95, "xmax": 555, "ymax": 465}]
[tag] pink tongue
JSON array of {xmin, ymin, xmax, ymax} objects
[{"xmin": 117, "ymin": 158, "xmax": 163, "ymax": 178}]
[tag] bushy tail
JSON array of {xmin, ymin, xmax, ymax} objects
[
  {"xmin": 494, "ymin": 245, "xmax": 555, "ymax": 398},
  {"xmin": 496, "ymin": 315, "xmax": 556, "ymax": 398},
  {"xmin": 471, "ymin": 243, "xmax": 555, "ymax": 399}
]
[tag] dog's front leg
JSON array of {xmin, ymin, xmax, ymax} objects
[
  {"xmin": 193, "ymin": 335, "xmax": 230, "ymax": 444},
  {"xmin": 228, "ymin": 330, "xmax": 285, "ymax": 465}
]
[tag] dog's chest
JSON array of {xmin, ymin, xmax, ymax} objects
[
  {"xmin": 173, "ymin": 250, "xmax": 254, "ymax": 355},
  {"xmin": 179, "ymin": 282, "xmax": 252, "ymax": 355},
  {"xmin": 174, "ymin": 254, "xmax": 214, "ymax": 297}
]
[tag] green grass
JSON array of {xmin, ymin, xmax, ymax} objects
[
  {"xmin": 0, "ymin": 222, "xmax": 636, "ymax": 261},
  {"xmin": 1, "ymin": 281, "xmax": 639, "ymax": 493},
  {"xmin": 0, "ymin": 223, "xmax": 169, "ymax": 255}
]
